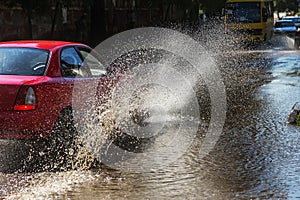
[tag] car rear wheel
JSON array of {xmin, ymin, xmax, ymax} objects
[{"xmin": 47, "ymin": 107, "xmax": 79, "ymax": 170}]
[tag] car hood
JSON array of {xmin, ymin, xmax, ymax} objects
[{"xmin": 0, "ymin": 75, "xmax": 46, "ymax": 111}]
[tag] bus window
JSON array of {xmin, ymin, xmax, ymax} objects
[{"xmin": 226, "ymin": 2, "xmax": 261, "ymax": 23}]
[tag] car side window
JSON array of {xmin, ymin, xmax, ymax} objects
[
  {"xmin": 78, "ymin": 48, "xmax": 107, "ymax": 77},
  {"xmin": 60, "ymin": 47, "xmax": 86, "ymax": 78}
]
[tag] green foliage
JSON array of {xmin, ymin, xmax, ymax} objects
[{"xmin": 296, "ymin": 113, "xmax": 300, "ymax": 126}]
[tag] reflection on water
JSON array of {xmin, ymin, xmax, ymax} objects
[
  {"xmin": 2, "ymin": 40, "xmax": 300, "ymax": 199},
  {"xmin": 248, "ymin": 51, "xmax": 300, "ymax": 199}
]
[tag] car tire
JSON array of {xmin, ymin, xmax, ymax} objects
[
  {"xmin": 294, "ymin": 39, "xmax": 300, "ymax": 50},
  {"xmin": 111, "ymin": 130, "xmax": 154, "ymax": 153},
  {"xmin": 46, "ymin": 107, "xmax": 77, "ymax": 171},
  {"xmin": 108, "ymin": 108, "xmax": 156, "ymax": 153}
]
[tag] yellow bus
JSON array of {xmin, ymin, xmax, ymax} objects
[{"xmin": 224, "ymin": 0, "xmax": 274, "ymax": 42}]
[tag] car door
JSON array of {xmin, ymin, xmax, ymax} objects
[
  {"xmin": 54, "ymin": 46, "xmax": 84, "ymax": 109},
  {"xmin": 69, "ymin": 46, "xmax": 119, "ymax": 113}
]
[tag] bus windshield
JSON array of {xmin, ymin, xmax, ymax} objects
[{"xmin": 226, "ymin": 2, "xmax": 261, "ymax": 23}]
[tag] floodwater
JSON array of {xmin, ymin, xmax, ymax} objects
[{"xmin": 1, "ymin": 35, "xmax": 300, "ymax": 199}]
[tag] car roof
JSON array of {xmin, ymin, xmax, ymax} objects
[
  {"xmin": 275, "ymin": 20, "xmax": 294, "ymax": 23},
  {"xmin": 283, "ymin": 16, "xmax": 300, "ymax": 18},
  {"xmin": 0, "ymin": 40, "xmax": 86, "ymax": 50}
]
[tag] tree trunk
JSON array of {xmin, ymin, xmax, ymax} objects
[
  {"xmin": 164, "ymin": 3, "xmax": 171, "ymax": 21},
  {"xmin": 27, "ymin": 8, "xmax": 33, "ymax": 39},
  {"xmin": 51, "ymin": 1, "xmax": 60, "ymax": 39}
]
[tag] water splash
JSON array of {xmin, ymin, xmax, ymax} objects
[{"xmin": 73, "ymin": 27, "xmax": 226, "ymax": 173}]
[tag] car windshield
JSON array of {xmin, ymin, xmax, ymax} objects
[
  {"xmin": 226, "ymin": 2, "xmax": 261, "ymax": 23},
  {"xmin": 275, "ymin": 21, "xmax": 295, "ymax": 28},
  {"xmin": 283, "ymin": 17, "xmax": 300, "ymax": 23},
  {"xmin": 0, "ymin": 47, "xmax": 49, "ymax": 76}
]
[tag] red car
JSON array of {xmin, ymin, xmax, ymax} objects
[{"xmin": 0, "ymin": 40, "xmax": 118, "ymax": 171}]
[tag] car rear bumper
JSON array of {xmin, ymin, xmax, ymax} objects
[{"xmin": 0, "ymin": 110, "xmax": 56, "ymax": 139}]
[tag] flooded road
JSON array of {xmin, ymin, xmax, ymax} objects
[{"xmin": 2, "ymin": 35, "xmax": 300, "ymax": 199}]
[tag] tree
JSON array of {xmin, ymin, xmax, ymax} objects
[
  {"xmin": 0, "ymin": 0, "xmax": 95, "ymax": 40},
  {"xmin": 275, "ymin": 0, "xmax": 298, "ymax": 13},
  {"xmin": 90, "ymin": 0, "xmax": 106, "ymax": 46},
  {"xmin": 156, "ymin": 0, "xmax": 225, "ymax": 21},
  {"xmin": 200, "ymin": 0, "xmax": 225, "ymax": 16},
  {"xmin": 0, "ymin": 0, "xmax": 52, "ymax": 39}
]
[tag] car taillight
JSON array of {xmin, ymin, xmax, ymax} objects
[{"xmin": 14, "ymin": 86, "xmax": 37, "ymax": 111}]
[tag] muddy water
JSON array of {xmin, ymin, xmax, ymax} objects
[{"xmin": 2, "ymin": 35, "xmax": 300, "ymax": 199}]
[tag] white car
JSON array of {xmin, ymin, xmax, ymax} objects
[
  {"xmin": 282, "ymin": 16, "xmax": 300, "ymax": 28},
  {"xmin": 274, "ymin": 20, "xmax": 296, "ymax": 36}
]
